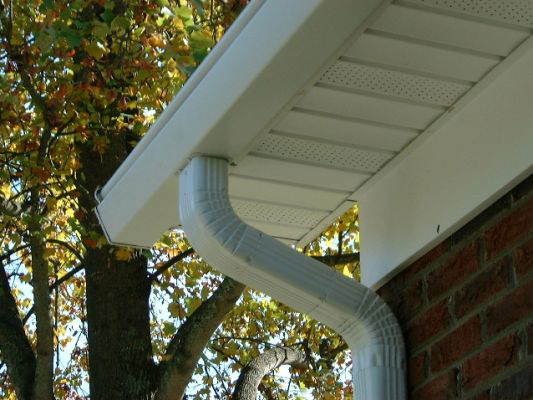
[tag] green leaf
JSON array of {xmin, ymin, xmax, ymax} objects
[
  {"xmin": 111, "ymin": 16, "xmax": 131, "ymax": 31},
  {"xmin": 62, "ymin": 28, "xmax": 82, "ymax": 48},
  {"xmin": 192, "ymin": 48, "xmax": 208, "ymax": 63},
  {"xmin": 86, "ymin": 42, "xmax": 105, "ymax": 60},
  {"xmin": 168, "ymin": 303, "xmax": 181, "ymax": 318},
  {"xmin": 174, "ymin": 6, "xmax": 193, "ymax": 20},
  {"xmin": 71, "ymin": 0, "xmax": 84, "ymax": 10},
  {"xmin": 189, "ymin": 30, "xmax": 214, "ymax": 50},
  {"xmin": 42, "ymin": 0, "xmax": 55, "ymax": 10},
  {"xmin": 101, "ymin": 9, "xmax": 115, "ymax": 24},
  {"xmin": 160, "ymin": 234, "xmax": 172, "ymax": 246},
  {"xmin": 162, "ymin": 322, "xmax": 176, "ymax": 335},
  {"xmin": 35, "ymin": 32, "xmax": 53, "ymax": 52},
  {"xmin": 92, "ymin": 22, "xmax": 110, "ymax": 38}
]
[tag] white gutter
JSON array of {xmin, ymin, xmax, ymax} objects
[
  {"xmin": 95, "ymin": 0, "xmax": 387, "ymax": 248},
  {"xmin": 98, "ymin": 0, "xmax": 266, "ymax": 200},
  {"xmin": 179, "ymin": 156, "xmax": 406, "ymax": 399}
]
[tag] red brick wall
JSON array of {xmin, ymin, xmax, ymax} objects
[{"xmin": 378, "ymin": 175, "xmax": 533, "ymax": 399}]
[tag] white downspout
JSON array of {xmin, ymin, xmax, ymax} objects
[{"xmin": 179, "ymin": 156, "xmax": 406, "ymax": 399}]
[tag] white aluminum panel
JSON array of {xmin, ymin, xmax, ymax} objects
[
  {"xmin": 373, "ymin": 4, "xmax": 529, "ymax": 56},
  {"xmin": 229, "ymin": 174, "xmax": 346, "ymax": 211},
  {"xmin": 233, "ymin": 155, "xmax": 370, "ymax": 192},
  {"xmin": 253, "ymin": 133, "xmax": 393, "ymax": 173},
  {"xmin": 245, "ymin": 220, "xmax": 310, "ymax": 241},
  {"xmin": 275, "ymin": 110, "xmax": 418, "ymax": 152},
  {"xmin": 346, "ymin": 33, "xmax": 500, "ymax": 81},
  {"xmin": 231, "ymin": 199, "xmax": 329, "ymax": 228},
  {"xmin": 298, "ymin": 85, "xmax": 443, "ymax": 130},
  {"xmin": 400, "ymin": 0, "xmax": 533, "ymax": 28},
  {"xmin": 276, "ymin": 238, "xmax": 298, "ymax": 246},
  {"xmin": 319, "ymin": 61, "xmax": 469, "ymax": 107},
  {"xmin": 359, "ymin": 40, "xmax": 533, "ymax": 289}
]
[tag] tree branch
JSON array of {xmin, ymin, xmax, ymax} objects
[
  {"xmin": 149, "ymin": 248, "xmax": 194, "ymax": 282},
  {"xmin": 28, "ymin": 220, "xmax": 55, "ymax": 400},
  {"xmin": 0, "ymin": 244, "xmax": 29, "ymax": 264},
  {"xmin": 0, "ymin": 195, "xmax": 25, "ymax": 217},
  {"xmin": 46, "ymin": 239, "xmax": 83, "ymax": 262},
  {"xmin": 0, "ymin": 262, "xmax": 36, "ymax": 400},
  {"xmin": 232, "ymin": 347, "xmax": 308, "ymax": 400},
  {"xmin": 22, "ymin": 263, "xmax": 85, "ymax": 325},
  {"xmin": 311, "ymin": 252, "xmax": 359, "ymax": 267},
  {"xmin": 156, "ymin": 277, "xmax": 245, "ymax": 400}
]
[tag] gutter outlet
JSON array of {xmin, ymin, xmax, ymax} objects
[{"xmin": 179, "ymin": 156, "xmax": 406, "ymax": 399}]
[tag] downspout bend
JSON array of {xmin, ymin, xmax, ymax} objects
[{"xmin": 179, "ymin": 156, "xmax": 406, "ymax": 399}]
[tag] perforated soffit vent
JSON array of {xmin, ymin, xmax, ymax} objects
[
  {"xmin": 253, "ymin": 134, "xmax": 393, "ymax": 173},
  {"xmin": 402, "ymin": 0, "xmax": 533, "ymax": 27},
  {"xmin": 320, "ymin": 61, "xmax": 469, "ymax": 107}
]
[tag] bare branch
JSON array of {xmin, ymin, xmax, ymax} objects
[
  {"xmin": 0, "ymin": 244, "xmax": 29, "ymax": 264},
  {"xmin": 22, "ymin": 263, "xmax": 85, "ymax": 325},
  {"xmin": 232, "ymin": 347, "xmax": 308, "ymax": 400},
  {"xmin": 0, "ymin": 195, "xmax": 25, "ymax": 217},
  {"xmin": 46, "ymin": 239, "xmax": 84, "ymax": 262},
  {"xmin": 156, "ymin": 277, "xmax": 245, "ymax": 400},
  {"xmin": 149, "ymin": 248, "xmax": 194, "ymax": 282}
]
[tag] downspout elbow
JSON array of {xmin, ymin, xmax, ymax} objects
[{"xmin": 179, "ymin": 156, "xmax": 406, "ymax": 399}]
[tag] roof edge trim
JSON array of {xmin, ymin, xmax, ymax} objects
[{"xmin": 99, "ymin": 0, "xmax": 266, "ymax": 199}]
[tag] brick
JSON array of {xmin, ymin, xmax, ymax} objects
[
  {"xmin": 484, "ymin": 198, "xmax": 533, "ymax": 260},
  {"xmin": 413, "ymin": 370, "xmax": 457, "ymax": 400},
  {"xmin": 462, "ymin": 335, "xmax": 520, "ymax": 390},
  {"xmin": 427, "ymin": 241, "xmax": 480, "ymax": 300},
  {"xmin": 393, "ymin": 279, "xmax": 425, "ymax": 324},
  {"xmin": 455, "ymin": 257, "xmax": 510, "ymax": 318},
  {"xmin": 408, "ymin": 352, "xmax": 426, "ymax": 389},
  {"xmin": 431, "ymin": 316, "xmax": 481, "ymax": 373},
  {"xmin": 401, "ymin": 240, "xmax": 450, "ymax": 282},
  {"xmin": 407, "ymin": 300, "xmax": 451, "ymax": 350},
  {"xmin": 451, "ymin": 195, "xmax": 511, "ymax": 246},
  {"xmin": 515, "ymin": 237, "xmax": 533, "ymax": 278},
  {"xmin": 486, "ymin": 279, "xmax": 533, "ymax": 336},
  {"xmin": 378, "ymin": 278, "xmax": 424, "ymax": 326},
  {"xmin": 491, "ymin": 365, "xmax": 533, "ymax": 399}
]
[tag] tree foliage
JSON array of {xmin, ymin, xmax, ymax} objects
[{"xmin": 0, "ymin": 0, "xmax": 360, "ymax": 398}]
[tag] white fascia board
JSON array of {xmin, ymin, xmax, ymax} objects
[
  {"xmin": 359, "ymin": 41, "xmax": 533, "ymax": 289},
  {"xmin": 96, "ymin": 0, "xmax": 386, "ymax": 248}
]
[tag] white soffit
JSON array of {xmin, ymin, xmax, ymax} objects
[{"xmin": 96, "ymin": 0, "xmax": 533, "ymax": 270}]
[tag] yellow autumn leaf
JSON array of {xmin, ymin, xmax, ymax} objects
[
  {"xmin": 172, "ymin": 16, "xmax": 184, "ymax": 30},
  {"xmin": 115, "ymin": 248, "xmax": 133, "ymax": 261},
  {"xmin": 342, "ymin": 265, "xmax": 352, "ymax": 278},
  {"xmin": 0, "ymin": 183, "xmax": 11, "ymax": 197}
]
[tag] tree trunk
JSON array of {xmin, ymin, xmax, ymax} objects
[
  {"xmin": 232, "ymin": 348, "xmax": 307, "ymax": 400},
  {"xmin": 0, "ymin": 262, "xmax": 36, "ymax": 400},
  {"xmin": 77, "ymin": 136, "xmax": 156, "ymax": 399},
  {"xmin": 84, "ymin": 246, "xmax": 155, "ymax": 399}
]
